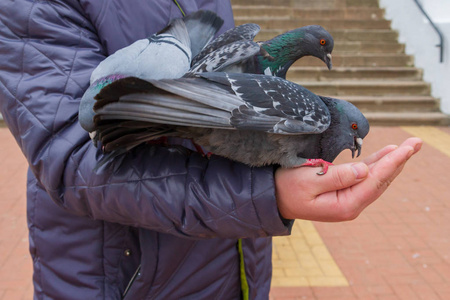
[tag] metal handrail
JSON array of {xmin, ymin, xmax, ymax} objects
[{"xmin": 413, "ymin": 0, "xmax": 444, "ymax": 63}]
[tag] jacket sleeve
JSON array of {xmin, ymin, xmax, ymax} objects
[{"xmin": 0, "ymin": 0, "xmax": 292, "ymax": 239}]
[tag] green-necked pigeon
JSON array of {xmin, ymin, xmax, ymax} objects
[{"xmin": 92, "ymin": 73, "xmax": 369, "ymax": 173}]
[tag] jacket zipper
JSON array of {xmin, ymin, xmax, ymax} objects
[{"xmin": 122, "ymin": 264, "xmax": 141, "ymax": 299}]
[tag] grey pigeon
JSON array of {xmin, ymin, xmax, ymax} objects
[
  {"xmin": 92, "ymin": 73, "xmax": 369, "ymax": 173},
  {"xmin": 189, "ymin": 23, "xmax": 334, "ymax": 78},
  {"xmin": 79, "ymin": 10, "xmax": 224, "ymax": 133}
]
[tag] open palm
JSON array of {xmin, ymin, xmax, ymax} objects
[{"xmin": 275, "ymin": 138, "xmax": 423, "ymax": 221}]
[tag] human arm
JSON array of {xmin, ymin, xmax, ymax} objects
[
  {"xmin": 0, "ymin": 0, "xmax": 290, "ymax": 239},
  {"xmin": 275, "ymin": 137, "xmax": 423, "ymax": 221}
]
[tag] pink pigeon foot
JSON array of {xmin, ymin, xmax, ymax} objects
[{"xmin": 300, "ymin": 159, "xmax": 334, "ymax": 175}]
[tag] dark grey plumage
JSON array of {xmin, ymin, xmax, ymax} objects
[
  {"xmin": 188, "ymin": 23, "xmax": 334, "ymax": 79},
  {"xmin": 191, "ymin": 23, "xmax": 261, "ymax": 66},
  {"xmin": 93, "ymin": 73, "xmax": 369, "ymax": 168}
]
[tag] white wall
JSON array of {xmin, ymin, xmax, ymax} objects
[{"xmin": 379, "ymin": 0, "xmax": 450, "ymax": 114}]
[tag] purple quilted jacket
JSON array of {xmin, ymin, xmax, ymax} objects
[{"xmin": 0, "ymin": 0, "xmax": 292, "ymax": 299}]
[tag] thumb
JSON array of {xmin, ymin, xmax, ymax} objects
[{"xmin": 311, "ymin": 162, "xmax": 369, "ymax": 194}]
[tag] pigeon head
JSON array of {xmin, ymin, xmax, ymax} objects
[
  {"xmin": 299, "ymin": 25, "xmax": 334, "ymax": 70},
  {"xmin": 259, "ymin": 25, "xmax": 334, "ymax": 78},
  {"xmin": 319, "ymin": 97, "xmax": 370, "ymax": 162}
]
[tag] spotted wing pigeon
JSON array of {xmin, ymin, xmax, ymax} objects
[
  {"xmin": 189, "ymin": 23, "xmax": 334, "ymax": 78},
  {"xmin": 92, "ymin": 73, "xmax": 369, "ymax": 172}
]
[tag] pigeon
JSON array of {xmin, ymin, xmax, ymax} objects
[
  {"xmin": 189, "ymin": 23, "xmax": 334, "ymax": 78},
  {"xmin": 79, "ymin": 10, "xmax": 224, "ymax": 133},
  {"xmin": 92, "ymin": 72, "xmax": 369, "ymax": 173}
]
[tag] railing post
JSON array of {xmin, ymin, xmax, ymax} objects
[{"xmin": 412, "ymin": 0, "xmax": 444, "ymax": 63}]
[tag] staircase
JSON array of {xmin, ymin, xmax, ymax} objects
[{"xmin": 231, "ymin": 0, "xmax": 450, "ymax": 125}]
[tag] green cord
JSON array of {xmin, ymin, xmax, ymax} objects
[
  {"xmin": 238, "ymin": 239, "xmax": 249, "ymax": 300},
  {"xmin": 173, "ymin": 0, "xmax": 186, "ymax": 16}
]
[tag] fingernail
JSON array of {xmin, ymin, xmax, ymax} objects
[
  {"xmin": 414, "ymin": 143, "xmax": 422, "ymax": 153},
  {"xmin": 407, "ymin": 148, "xmax": 414, "ymax": 159},
  {"xmin": 352, "ymin": 163, "xmax": 368, "ymax": 179}
]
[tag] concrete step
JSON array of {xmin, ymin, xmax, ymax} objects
[
  {"xmin": 256, "ymin": 29, "xmax": 399, "ymax": 42},
  {"xmin": 364, "ymin": 112, "xmax": 450, "ymax": 126},
  {"xmin": 293, "ymin": 54, "xmax": 414, "ymax": 68},
  {"xmin": 333, "ymin": 42, "xmax": 405, "ymax": 54},
  {"xmin": 232, "ymin": 6, "xmax": 385, "ymax": 20},
  {"xmin": 253, "ymin": 39, "xmax": 405, "ymax": 56},
  {"xmin": 299, "ymin": 81, "xmax": 431, "ymax": 96},
  {"xmin": 231, "ymin": 0, "xmax": 291, "ymax": 6},
  {"xmin": 346, "ymin": 0, "xmax": 379, "ymax": 8},
  {"xmin": 343, "ymin": 96, "xmax": 439, "ymax": 112},
  {"xmin": 234, "ymin": 18, "xmax": 391, "ymax": 30},
  {"xmin": 287, "ymin": 67, "xmax": 422, "ymax": 81},
  {"xmin": 231, "ymin": 0, "xmax": 380, "ymax": 8}
]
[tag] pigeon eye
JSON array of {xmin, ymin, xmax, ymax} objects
[
  {"xmin": 320, "ymin": 39, "xmax": 326, "ymax": 45},
  {"xmin": 351, "ymin": 123, "xmax": 358, "ymax": 130}
]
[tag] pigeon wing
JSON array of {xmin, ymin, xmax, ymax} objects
[
  {"xmin": 200, "ymin": 73, "xmax": 332, "ymax": 134},
  {"xmin": 187, "ymin": 40, "xmax": 261, "ymax": 74},
  {"xmin": 191, "ymin": 23, "xmax": 260, "ymax": 65},
  {"xmin": 94, "ymin": 73, "xmax": 331, "ymax": 135},
  {"xmin": 94, "ymin": 77, "xmax": 237, "ymax": 130}
]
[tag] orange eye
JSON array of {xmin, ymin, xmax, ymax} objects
[
  {"xmin": 320, "ymin": 39, "xmax": 326, "ymax": 45},
  {"xmin": 351, "ymin": 123, "xmax": 358, "ymax": 130}
]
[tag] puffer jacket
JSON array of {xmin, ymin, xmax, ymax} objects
[{"xmin": 0, "ymin": 0, "xmax": 293, "ymax": 299}]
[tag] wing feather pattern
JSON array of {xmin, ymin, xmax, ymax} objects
[
  {"xmin": 94, "ymin": 73, "xmax": 331, "ymax": 136},
  {"xmin": 191, "ymin": 23, "xmax": 261, "ymax": 65},
  {"xmin": 187, "ymin": 40, "xmax": 261, "ymax": 74}
]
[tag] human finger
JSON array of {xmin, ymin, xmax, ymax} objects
[
  {"xmin": 398, "ymin": 137, "xmax": 423, "ymax": 154},
  {"xmin": 312, "ymin": 145, "xmax": 416, "ymax": 222},
  {"xmin": 362, "ymin": 144, "xmax": 398, "ymax": 165},
  {"xmin": 347, "ymin": 144, "xmax": 415, "ymax": 205},
  {"xmin": 305, "ymin": 162, "xmax": 369, "ymax": 196}
]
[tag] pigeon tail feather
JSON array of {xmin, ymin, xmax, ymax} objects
[
  {"xmin": 157, "ymin": 18, "xmax": 191, "ymax": 49},
  {"xmin": 183, "ymin": 10, "xmax": 224, "ymax": 58}
]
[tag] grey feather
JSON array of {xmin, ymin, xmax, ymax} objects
[
  {"xmin": 91, "ymin": 73, "xmax": 369, "ymax": 168},
  {"xmin": 188, "ymin": 40, "xmax": 261, "ymax": 74},
  {"xmin": 182, "ymin": 10, "xmax": 224, "ymax": 58},
  {"xmin": 79, "ymin": 11, "xmax": 224, "ymax": 135},
  {"xmin": 191, "ymin": 23, "xmax": 260, "ymax": 65}
]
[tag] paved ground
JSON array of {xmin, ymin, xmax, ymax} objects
[{"xmin": 1, "ymin": 126, "xmax": 450, "ymax": 299}]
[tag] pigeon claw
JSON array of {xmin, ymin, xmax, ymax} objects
[{"xmin": 300, "ymin": 159, "xmax": 334, "ymax": 175}]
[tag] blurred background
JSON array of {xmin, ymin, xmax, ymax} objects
[
  {"xmin": 231, "ymin": 0, "xmax": 450, "ymax": 125},
  {"xmin": 1, "ymin": 0, "xmax": 450, "ymax": 299}
]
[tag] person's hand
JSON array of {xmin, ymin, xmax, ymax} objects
[{"xmin": 275, "ymin": 137, "xmax": 423, "ymax": 221}]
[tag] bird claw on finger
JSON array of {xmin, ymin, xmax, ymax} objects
[{"xmin": 300, "ymin": 159, "xmax": 334, "ymax": 175}]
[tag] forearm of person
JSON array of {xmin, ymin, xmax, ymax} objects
[{"xmin": 0, "ymin": 0, "xmax": 291, "ymax": 239}]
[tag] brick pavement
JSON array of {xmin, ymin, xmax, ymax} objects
[
  {"xmin": 271, "ymin": 126, "xmax": 450, "ymax": 299},
  {"xmin": 1, "ymin": 126, "xmax": 449, "ymax": 299},
  {"xmin": 0, "ymin": 128, "xmax": 32, "ymax": 299}
]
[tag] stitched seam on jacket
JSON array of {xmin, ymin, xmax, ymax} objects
[
  {"xmin": 101, "ymin": 221, "xmax": 107, "ymax": 299},
  {"xmin": 151, "ymin": 240, "xmax": 197, "ymax": 298},
  {"xmin": 250, "ymin": 168, "xmax": 269, "ymax": 236},
  {"xmin": 69, "ymin": 148, "xmax": 89, "ymax": 186},
  {"xmin": 23, "ymin": 3, "xmax": 44, "ymax": 298},
  {"xmin": 46, "ymin": 2, "xmax": 84, "ymax": 133},
  {"xmin": 216, "ymin": 248, "xmax": 240, "ymax": 299},
  {"xmin": 0, "ymin": 9, "xmax": 51, "ymax": 133},
  {"xmin": 62, "ymin": 172, "xmax": 189, "ymax": 189},
  {"xmin": 185, "ymin": 169, "xmax": 263, "ymax": 229},
  {"xmin": 30, "ymin": 176, "xmax": 44, "ymax": 300}
]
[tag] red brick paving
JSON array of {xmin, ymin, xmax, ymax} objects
[
  {"xmin": 1, "ymin": 126, "xmax": 450, "ymax": 299},
  {"xmin": 270, "ymin": 127, "xmax": 450, "ymax": 299},
  {"xmin": 0, "ymin": 129, "xmax": 32, "ymax": 300}
]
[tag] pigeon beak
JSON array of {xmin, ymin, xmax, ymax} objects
[
  {"xmin": 352, "ymin": 137, "xmax": 363, "ymax": 158},
  {"xmin": 325, "ymin": 53, "xmax": 332, "ymax": 70},
  {"xmin": 356, "ymin": 138, "xmax": 363, "ymax": 157}
]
